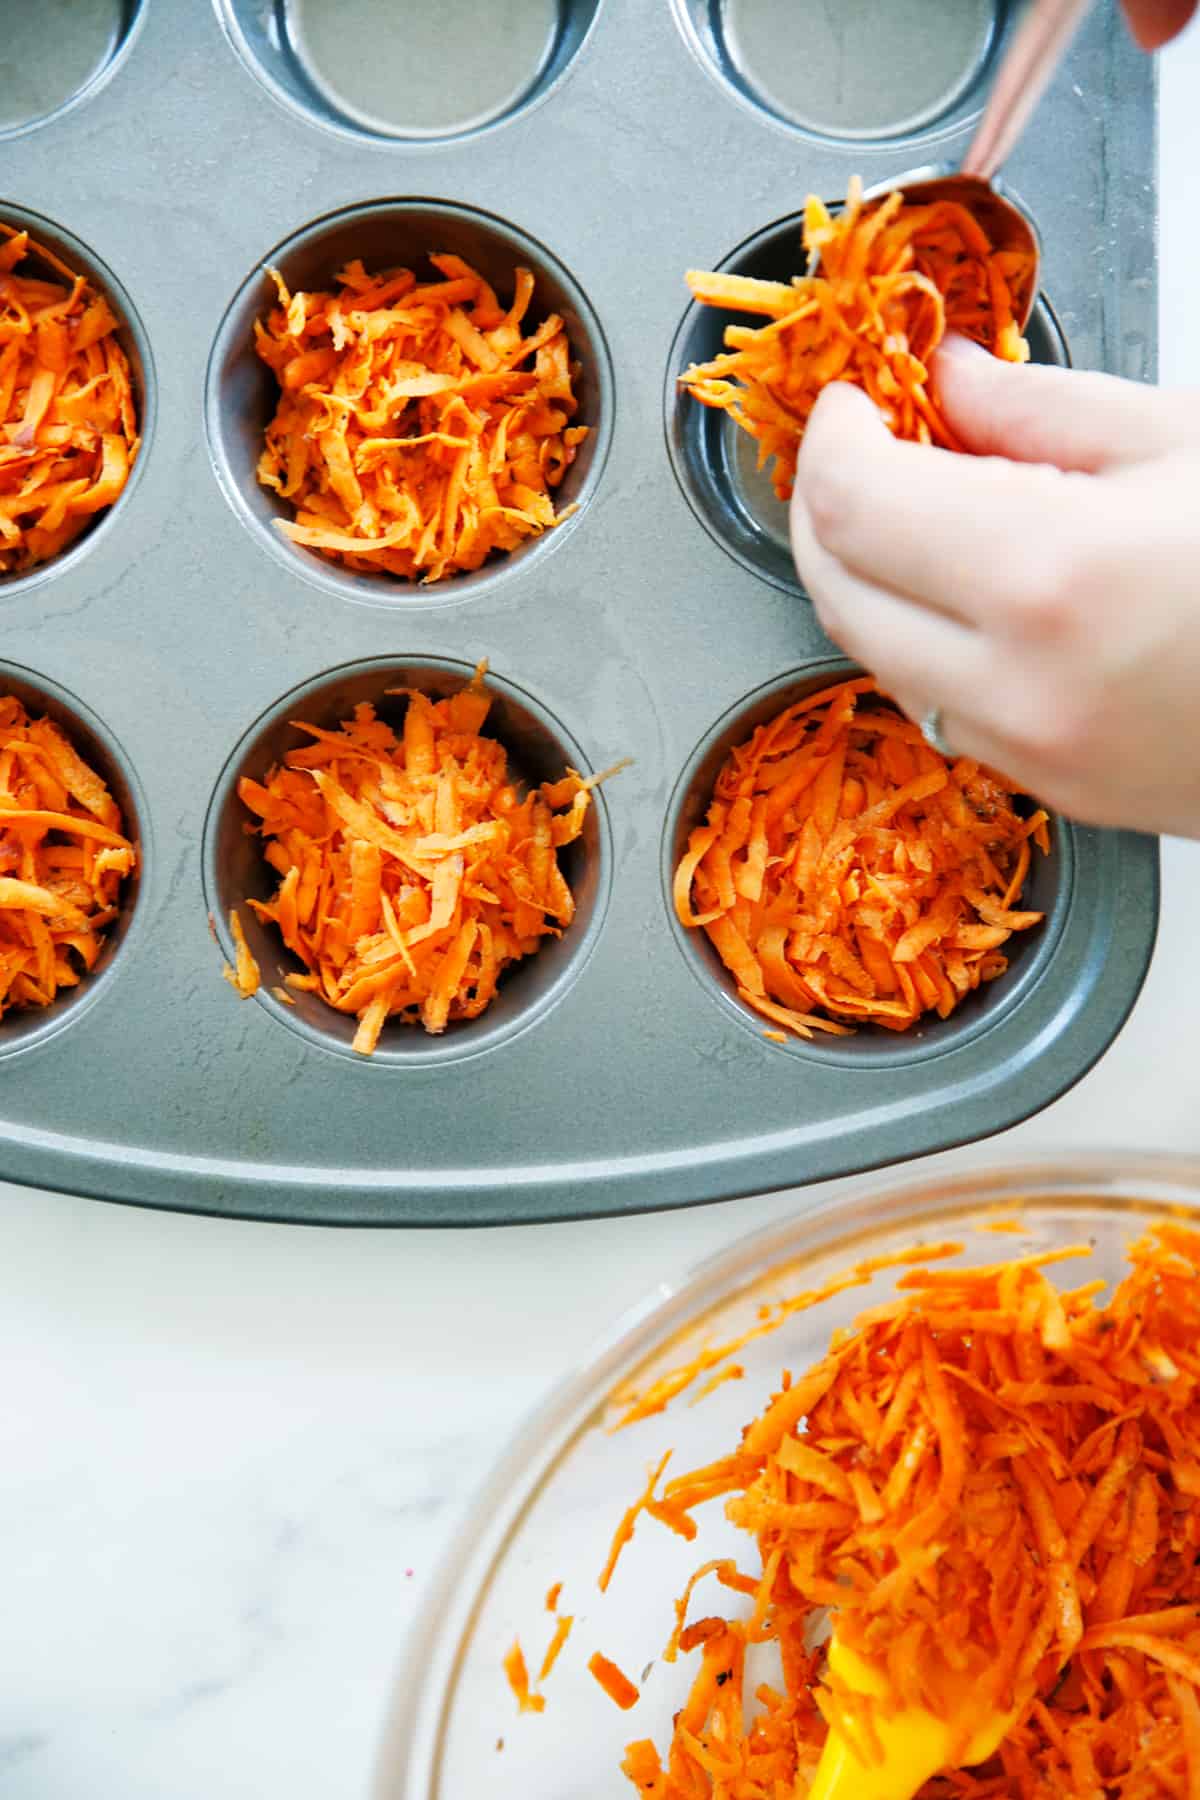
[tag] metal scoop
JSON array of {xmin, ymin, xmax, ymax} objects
[{"xmin": 813, "ymin": 0, "xmax": 1092, "ymax": 332}]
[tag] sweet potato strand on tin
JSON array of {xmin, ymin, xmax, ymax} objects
[
  {"xmin": 0, "ymin": 224, "xmax": 139, "ymax": 574},
  {"xmin": 255, "ymin": 254, "xmax": 588, "ymax": 582},
  {"xmin": 675, "ymin": 677, "xmax": 1049, "ymax": 1039},
  {"xmin": 681, "ymin": 176, "xmax": 1032, "ymax": 499}
]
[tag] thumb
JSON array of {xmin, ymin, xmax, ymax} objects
[{"xmin": 932, "ymin": 334, "xmax": 1200, "ymax": 473}]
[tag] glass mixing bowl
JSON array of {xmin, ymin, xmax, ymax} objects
[{"xmin": 374, "ymin": 1155, "xmax": 1200, "ymax": 1799}]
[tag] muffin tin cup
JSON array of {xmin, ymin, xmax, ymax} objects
[
  {"xmin": 0, "ymin": 0, "xmax": 144, "ymax": 140},
  {"xmin": 0, "ymin": 662, "xmax": 148, "ymax": 1060},
  {"xmin": 662, "ymin": 657, "xmax": 1074, "ymax": 1069},
  {"xmin": 666, "ymin": 203, "xmax": 1068, "ymax": 598},
  {"xmin": 215, "ymin": 0, "xmax": 603, "ymax": 144},
  {"xmin": 201, "ymin": 657, "xmax": 613, "ymax": 1067},
  {"xmin": 672, "ymin": 0, "xmax": 1017, "ymax": 147},
  {"xmin": 0, "ymin": 203, "xmax": 155, "ymax": 600},
  {"xmin": 0, "ymin": 0, "xmax": 1160, "ymax": 1221},
  {"xmin": 204, "ymin": 199, "xmax": 614, "ymax": 612}
]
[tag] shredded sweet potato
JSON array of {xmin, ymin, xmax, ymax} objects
[
  {"xmin": 680, "ymin": 176, "xmax": 1032, "ymax": 500},
  {"xmin": 0, "ymin": 224, "xmax": 139, "ymax": 575},
  {"xmin": 503, "ymin": 1640, "xmax": 544, "ymax": 1715},
  {"xmin": 600, "ymin": 1224, "xmax": 1200, "ymax": 1797},
  {"xmin": 254, "ymin": 253, "xmax": 588, "ymax": 582},
  {"xmin": 236, "ymin": 664, "xmax": 615, "ymax": 1054},
  {"xmin": 538, "ymin": 1611, "xmax": 574, "ymax": 1685},
  {"xmin": 0, "ymin": 694, "xmax": 136, "ymax": 1015},
  {"xmin": 222, "ymin": 907, "xmax": 261, "ymax": 999},
  {"xmin": 675, "ymin": 677, "xmax": 1049, "ymax": 1039},
  {"xmin": 589, "ymin": 1652, "xmax": 641, "ymax": 1712}
]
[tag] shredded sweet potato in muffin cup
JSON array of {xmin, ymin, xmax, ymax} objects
[
  {"xmin": 230, "ymin": 663, "xmax": 623, "ymax": 1055},
  {"xmin": 674, "ymin": 678, "xmax": 1050, "ymax": 1041},
  {"xmin": 680, "ymin": 176, "xmax": 1032, "ymax": 501},
  {"xmin": 0, "ymin": 224, "xmax": 140, "ymax": 577},
  {"xmin": 254, "ymin": 253, "xmax": 588, "ymax": 583},
  {"xmin": 0, "ymin": 694, "xmax": 137, "ymax": 1018}
]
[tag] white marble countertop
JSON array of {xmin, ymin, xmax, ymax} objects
[{"xmin": 5, "ymin": 25, "xmax": 1200, "ymax": 1799}]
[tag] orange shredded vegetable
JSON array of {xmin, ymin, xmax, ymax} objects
[
  {"xmin": 538, "ymin": 1612, "xmax": 574, "ymax": 1685},
  {"xmin": 0, "ymin": 694, "xmax": 136, "ymax": 1016},
  {"xmin": 674, "ymin": 678, "xmax": 1049, "ymax": 1039},
  {"xmin": 223, "ymin": 907, "xmax": 261, "ymax": 999},
  {"xmin": 680, "ymin": 176, "xmax": 1032, "ymax": 500},
  {"xmin": 590, "ymin": 1652, "xmax": 641, "ymax": 1712},
  {"xmin": 502, "ymin": 1639, "xmax": 544, "ymax": 1716},
  {"xmin": 254, "ymin": 253, "xmax": 588, "ymax": 583},
  {"xmin": 603, "ymin": 1223, "xmax": 1200, "ymax": 1797},
  {"xmin": 0, "ymin": 224, "xmax": 139, "ymax": 575},
  {"xmin": 235, "ymin": 664, "xmax": 616, "ymax": 1054}
]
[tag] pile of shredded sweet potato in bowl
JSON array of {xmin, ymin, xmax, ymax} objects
[
  {"xmin": 220, "ymin": 663, "xmax": 620, "ymax": 1056},
  {"xmin": 673, "ymin": 676, "xmax": 1052, "ymax": 1046},
  {"xmin": 502, "ymin": 1202, "xmax": 1200, "ymax": 1799},
  {"xmin": 1, "ymin": 222, "xmax": 140, "ymax": 577},
  {"xmin": 0, "ymin": 693, "xmax": 138, "ymax": 1023},
  {"xmin": 252, "ymin": 245, "xmax": 590, "ymax": 585}
]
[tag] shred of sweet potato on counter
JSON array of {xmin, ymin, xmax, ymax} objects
[
  {"xmin": 0, "ymin": 224, "xmax": 139, "ymax": 575},
  {"xmin": 680, "ymin": 175, "xmax": 1032, "ymax": 500},
  {"xmin": 675, "ymin": 677, "xmax": 1049, "ymax": 1039},
  {"xmin": 596, "ymin": 1224, "xmax": 1200, "ymax": 1799},
  {"xmin": 235, "ymin": 664, "xmax": 621, "ymax": 1055},
  {"xmin": 254, "ymin": 253, "xmax": 588, "ymax": 582},
  {"xmin": 0, "ymin": 694, "xmax": 136, "ymax": 1015}
]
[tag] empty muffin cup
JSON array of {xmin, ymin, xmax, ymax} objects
[
  {"xmin": 202, "ymin": 657, "xmax": 612, "ymax": 1066},
  {"xmin": 215, "ymin": 0, "xmax": 601, "ymax": 143},
  {"xmin": 672, "ymin": 0, "xmax": 1014, "ymax": 144},
  {"xmin": 0, "ymin": 0, "xmax": 143, "ymax": 138}
]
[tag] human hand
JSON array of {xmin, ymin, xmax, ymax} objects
[
  {"xmin": 1121, "ymin": 0, "xmax": 1197, "ymax": 48},
  {"xmin": 789, "ymin": 340, "xmax": 1200, "ymax": 839}
]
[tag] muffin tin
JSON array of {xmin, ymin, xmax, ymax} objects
[{"xmin": 0, "ymin": 0, "xmax": 1158, "ymax": 1223}]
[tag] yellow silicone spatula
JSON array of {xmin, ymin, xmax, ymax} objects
[{"xmin": 808, "ymin": 1638, "xmax": 1018, "ymax": 1800}]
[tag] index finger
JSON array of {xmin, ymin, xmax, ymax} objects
[{"xmin": 792, "ymin": 383, "xmax": 1085, "ymax": 624}]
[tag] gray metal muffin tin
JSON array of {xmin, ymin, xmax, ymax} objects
[{"xmin": 0, "ymin": 0, "xmax": 1158, "ymax": 1224}]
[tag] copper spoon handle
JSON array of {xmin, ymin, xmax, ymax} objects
[{"xmin": 963, "ymin": 0, "xmax": 1092, "ymax": 182}]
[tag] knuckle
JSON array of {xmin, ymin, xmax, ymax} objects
[
  {"xmin": 798, "ymin": 457, "xmax": 858, "ymax": 550},
  {"xmin": 1004, "ymin": 679, "xmax": 1098, "ymax": 775},
  {"xmin": 1006, "ymin": 546, "xmax": 1078, "ymax": 641}
]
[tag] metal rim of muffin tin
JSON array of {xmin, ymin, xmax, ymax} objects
[{"xmin": 0, "ymin": 0, "xmax": 1161, "ymax": 1224}]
